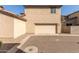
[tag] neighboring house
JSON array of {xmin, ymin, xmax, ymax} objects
[
  {"xmin": 24, "ymin": 5, "xmax": 62, "ymax": 35},
  {"xmin": 0, "ymin": 6, "xmax": 26, "ymax": 43},
  {"xmin": 62, "ymin": 11, "xmax": 79, "ymax": 34},
  {"xmin": 66, "ymin": 11, "xmax": 79, "ymax": 26}
]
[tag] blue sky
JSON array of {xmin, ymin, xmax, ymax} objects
[
  {"xmin": 2, "ymin": 5, "xmax": 79, "ymax": 16},
  {"xmin": 61, "ymin": 5, "xmax": 79, "ymax": 15},
  {"xmin": 3, "ymin": 5, "xmax": 24, "ymax": 15}
]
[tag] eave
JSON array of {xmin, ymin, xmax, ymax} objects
[
  {"xmin": 0, "ymin": 9, "xmax": 26, "ymax": 22},
  {"xmin": 24, "ymin": 5, "xmax": 62, "ymax": 8}
]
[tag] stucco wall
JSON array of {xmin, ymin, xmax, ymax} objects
[
  {"xmin": 71, "ymin": 26, "xmax": 79, "ymax": 34},
  {"xmin": 24, "ymin": 7, "xmax": 61, "ymax": 34},
  {"xmin": 0, "ymin": 12, "xmax": 26, "ymax": 43},
  {"xmin": 0, "ymin": 13, "xmax": 13, "ymax": 38},
  {"xmin": 14, "ymin": 18, "xmax": 26, "ymax": 39}
]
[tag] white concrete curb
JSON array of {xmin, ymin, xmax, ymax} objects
[{"xmin": 17, "ymin": 35, "xmax": 33, "ymax": 49}]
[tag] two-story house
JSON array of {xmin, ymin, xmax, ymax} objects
[{"xmin": 23, "ymin": 5, "xmax": 62, "ymax": 35}]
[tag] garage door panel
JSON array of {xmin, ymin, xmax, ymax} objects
[{"xmin": 35, "ymin": 25, "xmax": 56, "ymax": 35}]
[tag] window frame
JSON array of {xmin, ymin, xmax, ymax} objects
[{"xmin": 51, "ymin": 8, "xmax": 56, "ymax": 14}]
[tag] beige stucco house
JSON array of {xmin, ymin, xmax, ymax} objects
[
  {"xmin": 0, "ymin": 6, "xmax": 26, "ymax": 43},
  {"xmin": 24, "ymin": 5, "xmax": 62, "ymax": 35}
]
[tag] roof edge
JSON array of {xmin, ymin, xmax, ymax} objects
[
  {"xmin": 67, "ymin": 11, "xmax": 79, "ymax": 16},
  {"xmin": 24, "ymin": 5, "xmax": 62, "ymax": 8},
  {"xmin": 0, "ymin": 9, "xmax": 26, "ymax": 22}
]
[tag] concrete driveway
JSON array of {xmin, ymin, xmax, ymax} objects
[{"xmin": 18, "ymin": 35, "xmax": 79, "ymax": 53}]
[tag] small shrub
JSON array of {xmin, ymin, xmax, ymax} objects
[{"xmin": 0, "ymin": 41, "xmax": 2, "ymax": 48}]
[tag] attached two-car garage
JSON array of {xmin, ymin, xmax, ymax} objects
[{"xmin": 35, "ymin": 23, "xmax": 57, "ymax": 35}]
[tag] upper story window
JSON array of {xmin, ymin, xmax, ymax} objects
[{"xmin": 51, "ymin": 8, "xmax": 56, "ymax": 14}]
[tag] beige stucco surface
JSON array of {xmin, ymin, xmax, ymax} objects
[
  {"xmin": 0, "ymin": 13, "xmax": 26, "ymax": 38},
  {"xmin": 0, "ymin": 12, "xmax": 26, "ymax": 43},
  {"xmin": 24, "ymin": 7, "xmax": 61, "ymax": 34},
  {"xmin": 35, "ymin": 25, "xmax": 56, "ymax": 35},
  {"xmin": 71, "ymin": 26, "xmax": 79, "ymax": 34},
  {"xmin": 0, "ymin": 13, "xmax": 14, "ymax": 38},
  {"xmin": 14, "ymin": 18, "xmax": 26, "ymax": 39}
]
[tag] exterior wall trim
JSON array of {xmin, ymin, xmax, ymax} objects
[{"xmin": 24, "ymin": 5, "xmax": 62, "ymax": 8}]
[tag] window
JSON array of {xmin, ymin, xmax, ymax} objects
[{"xmin": 51, "ymin": 8, "xmax": 56, "ymax": 14}]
